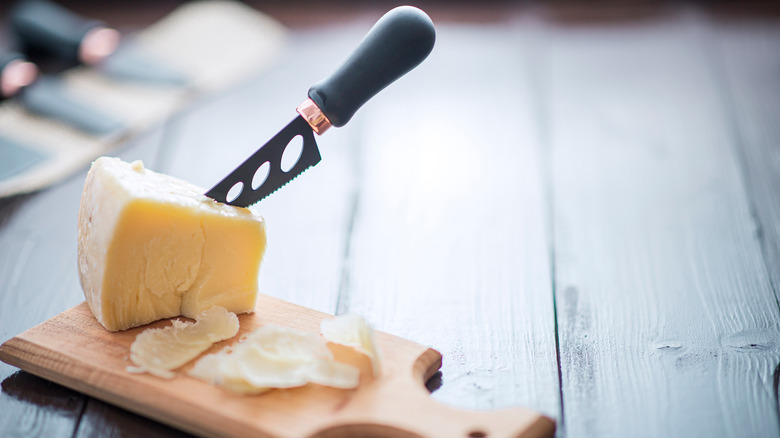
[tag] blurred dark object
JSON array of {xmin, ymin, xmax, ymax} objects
[
  {"xmin": 9, "ymin": 0, "xmax": 188, "ymax": 84},
  {"xmin": 10, "ymin": 0, "xmax": 112, "ymax": 68}
]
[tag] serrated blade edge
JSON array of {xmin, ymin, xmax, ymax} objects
[{"xmin": 205, "ymin": 115, "xmax": 321, "ymax": 207}]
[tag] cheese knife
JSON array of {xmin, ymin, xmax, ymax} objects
[
  {"xmin": 205, "ymin": 6, "xmax": 435, "ymax": 207},
  {"xmin": 10, "ymin": 0, "xmax": 188, "ymax": 86},
  {"xmin": 0, "ymin": 47, "xmax": 123, "ymax": 136}
]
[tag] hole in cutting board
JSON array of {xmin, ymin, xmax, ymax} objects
[
  {"xmin": 313, "ymin": 423, "xmax": 425, "ymax": 438},
  {"xmin": 468, "ymin": 431, "xmax": 487, "ymax": 438},
  {"xmin": 425, "ymin": 371, "xmax": 442, "ymax": 394},
  {"xmin": 281, "ymin": 135, "xmax": 304, "ymax": 173}
]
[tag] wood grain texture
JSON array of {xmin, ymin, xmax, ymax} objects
[
  {"xmin": 0, "ymin": 298, "xmax": 554, "ymax": 438},
  {"xmin": 76, "ymin": 398, "xmax": 193, "ymax": 438},
  {"xmin": 339, "ymin": 21, "xmax": 561, "ymax": 419},
  {"xmin": 0, "ymin": 371, "xmax": 83, "ymax": 438},
  {"xmin": 0, "ymin": 129, "xmax": 166, "ymax": 437},
  {"xmin": 711, "ymin": 17, "xmax": 780, "ymax": 318},
  {"xmin": 546, "ymin": 11, "xmax": 780, "ymax": 437}
]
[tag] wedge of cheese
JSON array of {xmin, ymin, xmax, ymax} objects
[{"xmin": 78, "ymin": 157, "xmax": 267, "ymax": 331}]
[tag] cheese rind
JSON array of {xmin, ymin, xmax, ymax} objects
[{"xmin": 78, "ymin": 157, "xmax": 267, "ymax": 331}]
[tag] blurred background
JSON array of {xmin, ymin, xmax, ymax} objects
[{"xmin": 2, "ymin": 0, "xmax": 779, "ymax": 29}]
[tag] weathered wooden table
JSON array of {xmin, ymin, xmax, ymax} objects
[{"xmin": 1, "ymin": 2, "xmax": 779, "ymax": 437}]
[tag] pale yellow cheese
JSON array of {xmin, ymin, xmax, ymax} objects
[
  {"xmin": 189, "ymin": 325, "xmax": 360, "ymax": 394},
  {"xmin": 128, "ymin": 306, "xmax": 239, "ymax": 378},
  {"xmin": 321, "ymin": 314, "xmax": 382, "ymax": 376},
  {"xmin": 78, "ymin": 156, "xmax": 267, "ymax": 331}
]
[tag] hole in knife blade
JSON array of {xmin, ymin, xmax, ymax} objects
[
  {"xmin": 281, "ymin": 135, "xmax": 304, "ymax": 173},
  {"xmin": 252, "ymin": 161, "xmax": 271, "ymax": 190},
  {"xmin": 226, "ymin": 181, "xmax": 243, "ymax": 203}
]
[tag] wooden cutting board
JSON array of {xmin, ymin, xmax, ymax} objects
[{"xmin": 0, "ymin": 294, "xmax": 554, "ymax": 438}]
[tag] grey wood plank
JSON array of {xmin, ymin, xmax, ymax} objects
[
  {"xmin": 76, "ymin": 398, "xmax": 192, "ymax": 438},
  {"xmin": 546, "ymin": 11, "xmax": 780, "ymax": 438},
  {"xmin": 340, "ymin": 22, "xmax": 561, "ymax": 419},
  {"xmin": 157, "ymin": 22, "xmax": 374, "ymax": 315},
  {"xmin": 0, "ymin": 128, "xmax": 166, "ymax": 437},
  {"xmin": 711, "ymin": 17, "xmax": 780, "ymax": 320},
  {"xmin": 0, "ymin": 370, "xmax": 83, "ymax": 438}
]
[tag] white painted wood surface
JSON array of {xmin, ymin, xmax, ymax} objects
[
  {"xmin": 547, "ymin": 11, "xmax": 780, "ymax": 438},
  {"xmin": 343, "ymin": 22, "xmax": 561, "ymax": 417},
  {"xmin": 713, "ymin": 18, "xmax": 780, "ymax": 312}
]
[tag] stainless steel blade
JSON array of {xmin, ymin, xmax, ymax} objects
[{"xmin": 205, "ymin": 115, "xmax": 321, "ymax": 207}]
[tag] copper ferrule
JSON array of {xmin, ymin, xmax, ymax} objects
[
  {"xmin": 79, "ymin": 26, "xmax": 121, "ymax": 66},
  {"xmin": 296, "ymin": 98, "xmax": 332, "ymax": 135},
  {"xmin": 1, "ymin": 59, "xmax": 38, "ymax": 98}
]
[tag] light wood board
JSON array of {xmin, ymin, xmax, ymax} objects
[{"xmin": 0, "ymin": 296, "xmax": 554, "ymax": 438}]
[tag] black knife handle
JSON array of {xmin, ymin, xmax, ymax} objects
[
  {"xmin": 10, "ymin": 0, "xmax": 103, "ymax": 66},
  {"xmin": 0, "ymin": 50, "xmax": 25, "ymax": 72},
  {"xmin": 307, "ymin": 6, "xmax": 435, "ymax": 128}
]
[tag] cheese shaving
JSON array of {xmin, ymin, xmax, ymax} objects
[
  {"xmin": 127, "ymin": 306, "xmax": 239, "ymax": 378},
  {"xmin": 188, "ymin": 325, "xmax": 360, "ymax": 393},
  {"xmin": 321, "ymin": 314, "xmax": 382, "ymax": 376}
]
